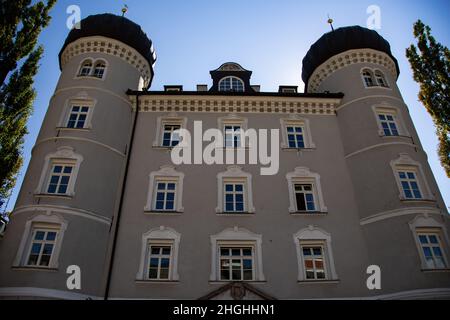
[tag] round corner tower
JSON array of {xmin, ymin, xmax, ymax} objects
[
  {"xmin": 302, "ymin": 26, "xmax": 449, "ymax": 292},
  {"xmin": 0, "ymin": 14, "xmax": 155, "ymax": 299}
]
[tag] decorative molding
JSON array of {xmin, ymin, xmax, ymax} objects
[
  {"xmin": 59, "ymin": 36, "xmax": 152, "ymax": 81},
  {"xmin": 345, "ymin": 142, "xmax": 418, "ymax": 159},
  {"xmin": 308, "ymin": 49, "xmax": 398, "ymax": 92},
  {"xmin": 12, "ymin": 204, "xmax": 112, "ymax": 226},
  {"xmin": 53, "ymin": 86, "xmax": 132, "ymax": 106},
  {"xmin": 336, "ymin": 95, "xmax": 406, "ymax": 112},
  {"xmin": 216, "ymin": 166, "xmax": 255, "ymax": 213},
  {"xmin": 360, "ymin": 207, "xmax": 444, "ymax": 226},
  {"xmin": 371, "ymin": 103, "xmax": 410, "ymax": 137},
  {"xmin": 133, "ymin": 95, "xmax": 340, "ymax": 115}
]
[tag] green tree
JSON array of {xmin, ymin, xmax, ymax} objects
[
  {"xmin": 0, "ymin": 0, "xmax": 56, "ymax": 206},
  {"xmin": 406, "ymin": 20, "xmax": 450, "ymax": 177}
]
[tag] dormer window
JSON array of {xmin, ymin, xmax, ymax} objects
[{"xmin": 218, "ymin": 76, "xmax": 244, "ymax": 92}]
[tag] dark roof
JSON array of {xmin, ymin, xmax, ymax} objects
[
  {"xmin": 58, "ymin": 13, "xmax": 155, "ymax": 70},
  {"xmin": 302, "ymin": 26, "xmax": 400, "ymax": 89}
]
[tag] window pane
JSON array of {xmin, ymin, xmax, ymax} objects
[
  {"xmin": 39, "ymin": 255, "xmax": 51, "ymax": 266},
  {"xmin": 429, "ymin": 236, "xmax": 438, "ymax": 244},
  {"xmin": 31, "ymin": 243, "xmax": 42, "ymax": 254},
  {"xmin": 162, "ymin": 247, "xmax": 171, "ymax": 255},
  {"xmin": 148, "ymin": 268, "xmax": 158, "ymax": 279},
  {"xmin": 149, "ymin": 258, "xmax": 159, "ymax": 268},
  {"xmin": 46, "ymin": 232, "xmax": 57, "ymax": 241},
  {"xmin": 419, "ymin": 235, "xmax": 428, "ymax": 244},
  {"xmin": 35, "ymin": 231, "xmax": 45, "ymax": 240},
  {"xmin": 151, "ymin": 247, "xmax": 160, "ymax": 255},
  {"xmin": 159, "ymin": 268, "xmax": 169, "ymax": 279},
  {"xmin": 160, "ymin": 258, "xmax": 170, "ymax": 268}
]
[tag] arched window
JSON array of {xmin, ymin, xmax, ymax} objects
[
  {"xmin": 92, "ymin": 61, "xmax": 106, "ymax": 79},
  {"xmin": 218, "ymin": 76, "xmax": 244, "ymax": 92},
  {"xmin": 362, "ymin": 69, "xmax": 375, "ymax": 87},
  {"xmin": 78, "ymin": 59, "xmax": 93, "ymax": 77},
  {"xmin": 374, "ymin": 70, "xmax": 389, "ymax": 87}
]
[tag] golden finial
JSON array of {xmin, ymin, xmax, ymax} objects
[
  {"xmin": 327, "ymin": 14, "xmax": 335, "ymax": 31},
  {"xmin": 121, "ymin": 4, "xmax": 128, "ymax": 17}
]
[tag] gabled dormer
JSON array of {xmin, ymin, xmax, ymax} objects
[{"xmin": 209, "ymin": 62, "xmax": 255, "ymax": 93}]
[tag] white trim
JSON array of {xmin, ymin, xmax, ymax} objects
[
  {"xmin": 34, "ymin": 137, "xmax": 125, "ymax": 157},
  {"xmin": 218, "ymin": 114, "xmax": 248, "ymax": 148},
  {"xmin": 345, "ymin": 142, "xmax": 418, "ymax": 159},
  {"xmin": 409, "ymin": 214, "xmax": 450, "ymax": 270},
  {"xmin": 136, "ymin": 226, "xmax": 181, "ymax": 281},
  {"xmin": 336, "ymin": 95, "xmax": 405, "ymax": 112},
  {"xmin": 286, "ymin": 167, "xmax": 327, "ymax": 213},
  {"xmin": 144, "ymin": 166, "xmax": 184, "ymax": 212},
  {"xmin": 280, "ymin": 115, "xmax": 316, "ymax": 149},
  {"xmin": 58, "ymin": 91, "xmax": 97, "ymax": 129},
  {"xmin": 293, "ymin": 225, "xmax": 338, "ymax": 281},
  {"xmin": 13, "ymin": 213, "xmax": 68, "ymax": 269},
  {"xmin": 53, "ymin": 86, "xmax": 132, "ymax": 106},
  {"xmin": 35, "ymin": 147, "xmax": 83, "ymax": 197},
  {"xmin": 216, "ymin": 166, "xmax": 255, "ymax": 213},
  {"xmin": 152, "ymin": 113, "xmax": 188, "ymax": 147},
  {"xmin": 12, "ymin": 204, "xmax": 112, "ymax": 225},
  {"xmin": 0, "ymin": 287, "xmax": 100, "ymax": 300},
  {"xmin": 390, "ymin": 153, "xmax": 434, "ymax": 201},
  {"xmin": 210, "ymin": 227, "xmax": 265, "ymax": 281},
  {"xmin": 371, "ymin": 103, "xmax": 410, "ymax": 137},
  {"xmin": 360, "ymin": 207, "xmax": 444, "ymax": 226}
]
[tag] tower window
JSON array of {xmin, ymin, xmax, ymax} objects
[
  {"xmin": 362, "ymin": 69, "xmax": 375, "ymax": 87},
  {"xmin": 219, "ymin": 76, "xmax": 245, "ymax": 92},
  {"xmin": 417, "ymin": 232, "xmax": 447, "ymax": 269},
  {"xmin": 93, "ymin": 61, "xmax": 106, "ymax": 79},
  {"xmin": 378, "ymin": 113, "xmax": 399, "ymax": 136},
  {"xmin": 67, "ymin": 105, "xmax": 90, "ymax": 129},
  {"xmin": 398, "ymin": 170, "xmax": 422, "ymax": 199},
  {"xmin": 375, "ymin": 71, "xmax": 389, "ymax": 87},
  {"xmin": 78, "ymin": 60, "xmax": 93, "ymax": 77},
  {"xmin": 46, "ymin": 163, "xmax": 74, "ymax": 195},
  {"xmin": 26, "ymin": 229, "xmax": 58, "ymax": 267}
]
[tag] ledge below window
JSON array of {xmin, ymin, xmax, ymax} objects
[
  {"xmin": 12, "ymin": 266, "xmax": 58, "ymax": 272},
  {"xmin": 135, "ymin": 280, "xmax": 180, "ymax": 284},
  {"xmin": 421, "ymin": 269, "xmax": 450, "ymax": 273},
  {"xmin": 144, "ymin": 211, "xmax": 183, "ymax": 216},
  {"xmin": 216, "ymin": 212, "xmax": 255, "ymax": 216},
  {"xmin": 209, "ymin": 281, "xmax": 267, "ymax": 285},
  {"xmin": 399, "ymin": 198, "xmax": 436, "ymax": 204},
  {"xmin": 298, "ymin": 279, "xmax": 340, "ymax": 285},
  {"xmin": 290, "ymin": 212, "xmax": 328, "ymax": 216},
  {"xmin": 34, "ymin": 194, "xmax": 73, "ymax": 200},
  {"xmin": 281, "ymin": 147, "xmax": 316, "ymax": 152},
  {"xmin": 56, "ymin": 127, "xmax": 90, "ymax": 132}
]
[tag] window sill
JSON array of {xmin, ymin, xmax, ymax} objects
[
  {"xmin": 152, "ymin": 146, "xmax": 178, "ymax": 150},
  {"xmin": 34, "ymin": 194, "xmax": 73, "ymax": 200},
  {"xmin": 421, "ymin": 269, "xmax": 450, "ymax": 273},
  {"xmin": 216, "ymin": 212, "xmax": 255, "ymax": 216},
  {"xmin": 364, "ymin": 86, "xmax": 391, "ymax": 90},
  {"xmin": 399, "ymin": 198, "xmax": 436, "ymax": 204},
  {"xmin": 135, "ymin": 280, "xmax": 180, "ymax": 284},
  {"xmin": 144, "ymin": 211, "xmax": 183, "ymax": 216},
  {"xmin": 56, "ymin": 127, "xmax": 91, "ymax": 132},
  {"xmin": 298, "ymin": 279, "xmax": 340, "ymax": 284},
  {"xmin": 209, "ymin": 281, "xmax": 267, "ymax": 285},
  {"xmin": 281, "ymin": 147, "xmax": 316, "ymax": 152},
  {"xmin": 74, "ymin": 75, "xmax": 104, "ymax": 81},
  {"xmin": 12, "ymin": 266, "xmax": 58, "ymax": 272},
  {"xmin": 290, "ymin": 212, "xmax": 328, "ymax": 216},
  {"xmin": 379, "ymin": 134, "xmax": 412, "ymax": 140}
]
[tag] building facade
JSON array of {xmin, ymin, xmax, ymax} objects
[{"xmin": 0, "ymin": 14, "xmax": 449, "ymax": 300}]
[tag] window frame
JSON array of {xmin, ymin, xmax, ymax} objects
[
  {"xmin": 218, "ymin": 114, "xmax": 248, "ymax": 149},
  {"xmin": 146, "ymin": 241, "xmax": 174, "ymax": 281},
  {"xmin": 362, "ymin": 69, "xmax": 376, "ymax": 88},
  {"xmin": 153, "ymin": 113, "xmax": 187, "ymax": 149},
  {"xmin": 286, "ymin": 167, "xmax": 327, "ymax": 214},
  {"xmin": 210, "ymin": 227, "xmax": 265, "ymax": 282},
  {"xmin": 45, "ymin": 162, "xmax": 76, "ymax": 196},
  {"xmin": 145, "ymin": 166, "xmax": 184, "ymax": 213},
  {"xmin": 218, "ymin": 245, "xmax": 255, "ymax": 281},
  {"xmin": 372, "ymin": 105, "xmax": 409, "ymax": 138},
  {"xmin": 58, "ymin": 92, "xmax": 96, "ymax": 130},
  {"xmin": 218, "ymin": 76, "xmax": 245, "ymax": 92},
  {"xmin": 25, "ymin": 228, "xmax": 59, "ymax": 268},
  {"xmin": 374, "ymin": 70, "xmax": 390, "ymax": 88},
  {"xmin": 75, "ymin": 58, "xmax": 108, "ymax": 80},
  {"xmin": 280, "ymin": 117, "xmax": 315, "ymax": 150}
]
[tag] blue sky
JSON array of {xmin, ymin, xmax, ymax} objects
[{"xmin": 3, "ymin": 0, "xmax": 450, "ymax": 212}]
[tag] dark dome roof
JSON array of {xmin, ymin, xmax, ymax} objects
[
  {"xmin": 302, "ymin": 26, "xmax": 399, "ymax": 88},
  {"xmin": 59, "ymin": 13, "xmax": 155, "ymax": 69}
]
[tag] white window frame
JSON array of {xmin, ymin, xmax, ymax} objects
[
  {"xmin": 210, "ymin": 227, "xmax": 265, "ymax": 282},
  {"xmin": 280, "ymin": 116, "xmax": 315, "ymax": 150},
  {"xmin": 136, "ymin": 226, "xmax": 180, "ymax": 281},
  {"xmin": 13, "ymin": 214, "xmax": 67, "ymax": 269},
  {"xmin": 153, "ymin": 113, "xmax": 187, "ymax": 148},
  {"xmin": 144, "ymin": 166, "xmax": 184, "ymax": 213},
  {"xmin": 361, "ymin": 68, "xmax": 376, "ymax": 88},
  {"xmin": 58, "ymin": 92, "xmax": 96, "ymax": 130},
  {"xmin": 286, "ymin": 167, "xmax": 327, "ymax": 213},
  {"xmin": 35, "ymin": 147, "xmax": 83, "ymax": 197},
  {"xmin": 75, "ymin": 58, "xmax": 108, "ymax": 80},
  {"xmin": 218, "ymin": 245, "xmax": 255, "ymax": 281},
  {"xmin": 409, "ymin": 214, "xmax": 450, "ymax": 271},
  {"xmin": 372, "ymin": 105, "xmax": 409, "ymax": 137},
  {"xmin": 92, "ymin": 60, "xmax": 107, "ymax": 79},
  {"xmin": 374, "ymin": 69, "xmax": 390, "ymax": 88},
  {"xmin": 218, "ymin": 76, "xmax": 245, "ymax": 92},
  {"xmin": 293, "ymin": 226, "xmax": 338, "ymax": 282},
  {"xmin": 390, "ymin": 154, "xmax": 433, "ymax": 201},
  {"xmin": 218, "ymin": 114, "xmax": 248, "ymax": 149},
  {"xmin": 216, "ymin": 166, "xmax": 255, "ymax": 214},
  {"xmin": 77, "ymin": 59, "xmax": 93, "ymax": 77}
]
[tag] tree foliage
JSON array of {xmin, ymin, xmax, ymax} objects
[
  {"xmin": 0, "ymin": 0, "xmax": 56, "ymax": 206},
  {"xmin": 406, "ymin": 20, "xmax": 450, "ymax": 177}
]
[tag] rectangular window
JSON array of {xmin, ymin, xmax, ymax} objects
[
  {"xmin": 224, "ymin": 182, "xmax": 245, "ymax": 213},
  {"xmin": 219, "ymin": 247, "xmax": 254, "ymax": 281},
  {"xmin": 301, "ymin": 245, "xmax": 326, "ymax": 280},
  {"xmin": 27, "ymin": 229, "xmax": 58, "ymax": 267},
  {"xmin": 224, "ymin": 125, "xmax": 242, "ymax": 148},
  {"xmin": 378, "ymin": 113, "xmax": 399, "ymax": 136},
  {"xmin": 148, "ymin": 245, "xmax": 172, "ymax": 280},
  {"xmin": 418, "ymin": 232, "xmax": 447, "ymax": 269},
  {"xmin": 287, "ymin": 126, "xmax": 305, "ymax": 148},
  {"xmin": 47, "ymin": 164, "xmax": 74, "ymax": 195},
  {"xmin": 398, "ymin": 171, "xmax": 422, "ymax": 199},
  {"xmin": 67, "ymin": 105, "xmax": 89, "ymax": 129},
  {"xmin": 162, "ymin": 124, "xmax": 181, "ymax": 147},
  {"xmin": 294, "ymin": 184, "xmax": 316, "ymax": 212},
  {"xmin": 153, "ymin": 181, "xmax": 177, "ymax": 211}
]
